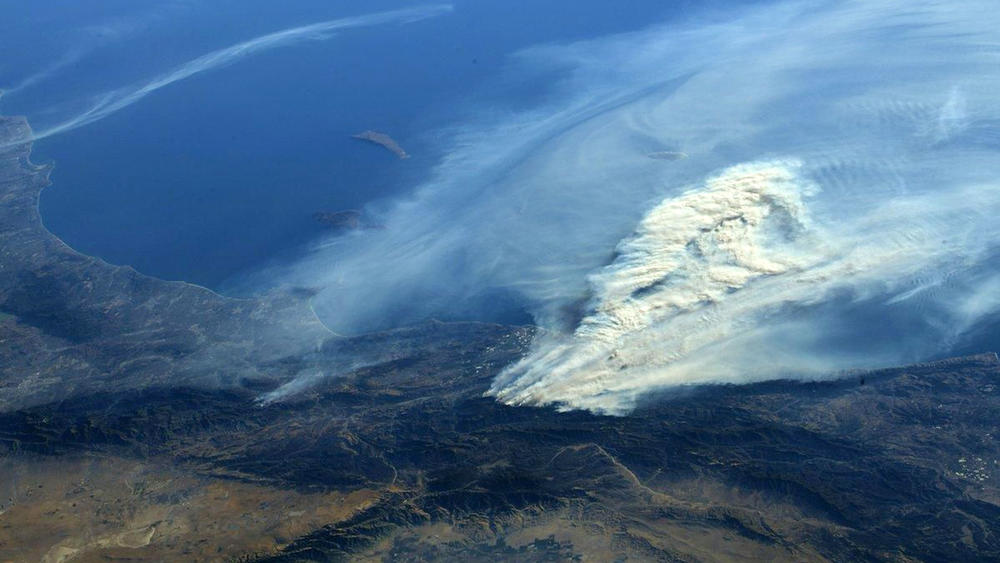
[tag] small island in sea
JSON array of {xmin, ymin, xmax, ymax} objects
[
  {"xmin": 312, "ymin": 209, "xmax": 385, "ymax": 231},
  {"xmin": 352, "ymin": 130, "xmax": 410, "ymax": 159},
  {"xmin": 313, "ymin": 209, "xmax": 361, "ymax": 230},
  {"xmin": 647, "ymin": 150, "xmax": 688, "ymax": 160}
]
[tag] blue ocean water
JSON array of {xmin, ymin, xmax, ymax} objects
[{"xmin": 1, "ymin": 0, "xmax": 723, "ymax": 289}]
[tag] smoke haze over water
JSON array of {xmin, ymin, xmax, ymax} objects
[
  {"xmin": 1, "ymin": 5, "xmax": 452, "ymax": 147},
  {"xmin": 265, "ymin": 0, "xmax": 1000, "ymax": 413}
]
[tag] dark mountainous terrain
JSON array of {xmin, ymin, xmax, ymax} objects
[{"xmin": 1, "ymin": 115, "xmax": 998, "ymax": 561}]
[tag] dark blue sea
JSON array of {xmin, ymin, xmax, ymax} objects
[{"xmin": 1, "ymin": 0, "xmax": 726, "ymax": 289}]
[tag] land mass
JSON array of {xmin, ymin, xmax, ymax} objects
[
  {"xmin": 352, "ymin": 130, "xmax": 410, "ymax": 159},
  {"xmin": 647, "ymin": 150, "xmax": 688, "ymax": 161},
  {"xmin": 1, "ymin": 115, "xmax": 999, "ymax": 562},
  {"xmin": 313, "ymin": 209, "xmax": 362, "ymax": 230},
  {"xmin": 313, "ymin": 210, "xmax": 385, "ymax": 232}
]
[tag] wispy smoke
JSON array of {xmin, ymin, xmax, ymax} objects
[
  {"xmin": 5, "ymin": 50, "xmax": 89, "ymax": 96},
  {"xmin": 257, "ymin": 368, "xmax": 336, "ymax": 406},
  {"xmin": 2, "ymin": 4, "xmax": 189, "ymax": 96},
  {"xmin": 262, "ymin": 0, "xmax": 1000, "ymax": 413},
  {"xmin": 2, "ymin": 4, "xmax": 452, "ymax": 147}
]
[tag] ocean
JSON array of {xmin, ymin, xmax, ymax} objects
[{"xmin": 1, "ymin": 0, "xmax": 716, "ymax": 289}]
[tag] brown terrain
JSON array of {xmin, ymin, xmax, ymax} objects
[{"xmin": 1, "ymin": 114, "xmax": 999, "ymax": 561}]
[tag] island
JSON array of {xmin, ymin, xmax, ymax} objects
[
  {"xmin": 352, "ymin": 129, "xmax": 410, "ymax": 159},
  {"xmin": 647, "ymin": 150, "xmax": 688, "ymax": 160},
  {"xmin": 313, "ymin": 209, "xmax": 361, "ymax": 230}
]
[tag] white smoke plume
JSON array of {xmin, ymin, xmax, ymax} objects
[
  {"xmin": 260, "ymin": 0, "xmax": 1000, "ymax": 413},
  {"xmin": 491, "ymin": 162, "xmax": 1000, "ymax": 413}
]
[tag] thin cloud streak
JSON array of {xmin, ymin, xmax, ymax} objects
[{"xmin": 3, "ymin": 5, "xmax": 452, "ymax": 147}]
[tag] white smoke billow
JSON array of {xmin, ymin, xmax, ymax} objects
[
  {"xmin": 491, "ymin": 162, "xmax": 1000, "ymax": 413},
  {"xmin": 490, "ymin": 162, "xmax": 824, "ymax": 409},
  {"xmin": 266, "ymin": 0, "xmax": 1000, "ymax": 413}
]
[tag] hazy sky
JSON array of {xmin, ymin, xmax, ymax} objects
[{"xmin": 266, "ymin": 0, "xmax": 1000, "ymax": 413}]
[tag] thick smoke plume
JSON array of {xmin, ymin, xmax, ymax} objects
[{"xmin": 492, "ymin": 162, "xmax": 1000, "ymax": 413}]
